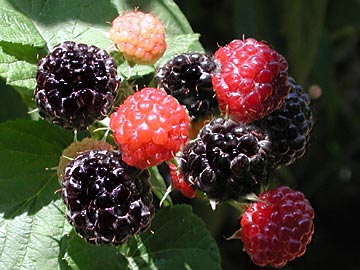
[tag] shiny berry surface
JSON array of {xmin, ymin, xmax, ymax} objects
[
  {"xmin": 110, "ymin": 11, "xmax": 167, "ymax": 65},
  {"xmin": 180, "ymin": 116, "xmax": 271, "ymax": 201},
  {"xmin": 62, "ymin": 150, "xmax": 154, "ymax": 245},
  {"xmin": 212, "ymin": 38, "xmax": 290, "ymax": 124},
  {"xmin": 35, "ymin": 41, "xmax": 119, "ymax": 129},
  {"xmin": 240, "ymin": 186, "xmax": 315, "ymax": 268},
  {"xmin": 110, "ymin": 88, "xmax": 190, "ymax": 169},
  {"xmin": 255, "ymin": 77, "xmax": 314, "ymax": 169},
  {"xmin": 155, "ymin": 52, "xmax": 219, "ymax": 121},
  {"xmin": 168, "ymin": 162, "xmax": 196, "ymax": 198}
]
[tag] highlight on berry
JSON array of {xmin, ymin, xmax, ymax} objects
[
  {"xmin": 109, "ymin": 10, "xmax": 167, "ymax": 65},
  {"xmin": 34, "ymin": 41, "xmax": 119, "ymax": 130}
]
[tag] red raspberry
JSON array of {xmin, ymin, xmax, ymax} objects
[
  {"xmin": 110, "ymin": 88, "xmax": 190, "ymax": 169},
  {"xmin": 212, "ymin": 38, "xmax": 290, "ymax": 123},
  {"xmin": 109, "ymin": 11, "xmax": 167, "ymax": 65},
  {"xmin": 168, "ymin": 163, "xmax": 196, "ymax": 198},
  {"xmin": 240, "ymin": 186, "xmax": 314, "ymax": 268}
]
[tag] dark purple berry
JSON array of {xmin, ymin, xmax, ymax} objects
[
  {"xmin": 35, "ymin": 41, "xmax": 119, "ymax": 130},
  {"xmin": 62, "ymin": 150, "xmax": 154, "ymax": 245},
  {"xmin": 255, "ymin": 77, "xmax": 314, "ymax": 169},
  {"xmin": 155, "ymin": 52, "xmax": 219, "ymax": 121},
  {"xmin": 179, "ymin": 116, "xmax": 271, "ymax": 201}
]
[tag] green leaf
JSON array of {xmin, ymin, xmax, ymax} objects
[
  {"xmin": 64, "ymin": 232, "xmax": 128, "ymax": 270},
  {"xmin": 123, "ymin": 205, "xmax": 221, "ymax": 270},
  {"xmin": 0, "ymin": 0, "xmax": 119, "ymax": 107},
  {"xmin": 0, "ymin": 197, "xmax": 72, "ymax": 270},
  {"xmin": 282, "ymin": 0, "xmax": 328, "ymax": 83},
  {"xmin": 0, "ymin": 79, "xmax": 29, "ymax": 122},
  {"xmin": 0, "ymin": 46, "xmax": 37, "ymax": 103},
  {"xmin": 63, "ymin": 205, "xmax": 220, "ymax": 270},
  {"xmin": 0, "ymin": 119, "xmax": 73, "ymax": 209},
  {"xmin": 158, "ymin": 34, "xmax": 203, "ymax": 65},
  {"xmin": 1, "ymin": 0, "xmax": 118, "ymax": 49},
  {"xmin": 0, "ymin": 6, "xmax": 45, "ymax": 47},
  {"xmin": 149, "ymin": 166, "xmax": 172, "ymax": 207},
  {"xmin": 0, "ymin": 119, "xmax": 74, "ymax": 269}
]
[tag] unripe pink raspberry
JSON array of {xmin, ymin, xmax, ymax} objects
[{"xmin": 109, "ymin": 11, "xmax": 167, "ymax": 65}]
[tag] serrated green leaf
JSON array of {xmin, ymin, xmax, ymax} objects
[
  {"xmin": 0, "ymin": 0, "xmax": 119, "ymax": 107},
  {"xmin": 0, "ymin": 6, "xmax": 45, "ymax": 47},
  {"xmin": 0, "ymin": 119, "xmax": 74, "ymax": 270},
  {"xmin": 0, "ymin": 119, "xmax": 73, "ymax": 208},
  {"xmin": 123, "ymin": 205, "xmax": 221, "ymax": 270},
  {"xmin": 64, "ymin": 232, "xmax": 128, "ymax": 270},
  {"xmin": 0, "ymin": 197, "xmax": 72, "ymax": 270},
  {"xmin": 0, "ymin": 46, "xmax": 37, "ymax": 97},
  {"xmin": 2, "ymin": 0, "xmax": 118, "ymax": 49},
  {"xmin": 158, "ymin": 33, "xmax": 203, "ymax": 65}
]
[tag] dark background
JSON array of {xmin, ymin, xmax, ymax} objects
[{"xmin": 175, "ymin": 0, "xmax": 360, "ymax": 269}]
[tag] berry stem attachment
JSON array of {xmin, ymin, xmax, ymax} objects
[
  {"xmin": 44, "ymin": 166, "xmax": 58, "ymax": 171},
  {"xmin": 159, "ymin": 185, "xmax": 173, "ymax": 207},
  {"xmin": 61, "ymin": 155, "xmax": 75, "ymax": 161},
  {"xmin": 240, "ymin": 192, "xmax": 272, "ymax": 205},
  {"xmin": 91, "ymin": 127, "xmax": 112, "ymax": 142},
  {"xmin": 127, "ymin": 65, "xmax": 133, "ymax": 79},
  {"xmin": 102, "ymin": 128, "xmax": 110, "ymax": 142},
  {"xmin": 73, "ymin": 130, "xmax": 78, "ymax": 142},
  {"xmin": 27, "ymin": 108, "xmax": 39, "ymax": 114},
  {"xmin": 148, "ymin": 166, "xmax": 173, "ymax": 207},
  {"xmin": 209, "ymin": 199, "xmax": 218, "ymax": 211}
]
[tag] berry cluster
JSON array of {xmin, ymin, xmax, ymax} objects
[{"xmin": 32, "ymin": 8, "xmax": 315, "ymax": 268}]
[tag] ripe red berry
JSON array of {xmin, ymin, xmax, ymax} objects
[
  {"xmin": 168, "ymin": 163, "xmax": 196, "ymax": 198},
  {"xmin": 212, "ymin": 38, "xmax": 290, "ymax": 124},
  {"xmin": 110, "ymin": 88, "xmax": 190, "ymax": 169},
  {"xmin": 240, "ymin": 186, "xmax": 314, "ymax": 268},
  {"xmin": 109, "ymin": 11, "xmax": 167, "ymax": 65}
]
